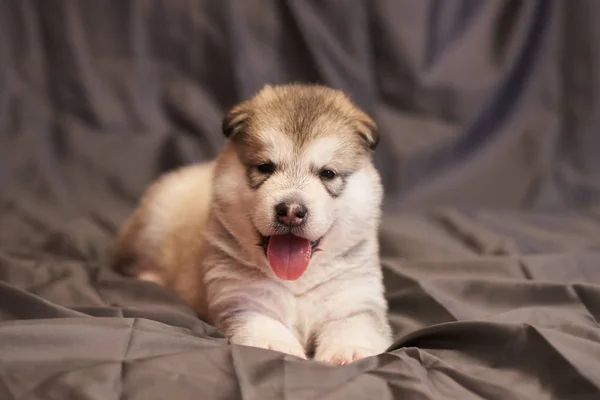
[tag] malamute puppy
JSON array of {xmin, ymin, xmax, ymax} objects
[{"xmin": 112, "ymin": 84, "xmax": 392, "ymax": 365}]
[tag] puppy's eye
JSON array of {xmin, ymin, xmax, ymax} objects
[
  {"xmin": 319, "ymin": 169, "xmax": 336, "ymax": 180},
  {"xmin": 257, "ymin": 163, "xmax": 275, "ymax": 174}
]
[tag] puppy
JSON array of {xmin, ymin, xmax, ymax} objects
[{"xmin": 112, "ymin": 84, "xmax": 392, "ymax": 364}]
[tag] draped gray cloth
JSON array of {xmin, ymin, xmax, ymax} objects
[{"xmin": 2, "ymin": 1, "xmax": 600, "ymax": 398}]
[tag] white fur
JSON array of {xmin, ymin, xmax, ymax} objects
[
  {"xmin": 115, "ymin": 86, "xmax": 393, "ymax": 365},
  {"xmin": 257, "ymin": 128, "xmax": 295, "ymax": 164},
  {"xmin": 201, "ymin": 137, "xmax": 391, "ymax": 364},
  {"xmin": 302, "ymin": 136, "xmax": 342, "ymax": 167}
]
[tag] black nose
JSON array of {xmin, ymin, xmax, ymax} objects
[{"xmin": 275, "ymin": 202, "xmax": 308, "ymax": 226}]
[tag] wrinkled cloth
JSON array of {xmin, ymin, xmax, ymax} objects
[{"xmin": 2, "ymin": 1, "xmax": 600, "ymax": 399}]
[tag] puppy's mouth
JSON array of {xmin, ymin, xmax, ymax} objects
[{"xmin": 258, "ymin": 234, "xmax": 321, "ymax": 281}]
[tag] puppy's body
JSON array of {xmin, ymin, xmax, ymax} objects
[{"xmin": 113, "ymin": 84, "xmax": 392, "ymax": 364}]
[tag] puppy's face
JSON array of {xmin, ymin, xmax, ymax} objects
[{"xmin": 216, "ymin": 84, "xmax": 380, "ymax": 278}]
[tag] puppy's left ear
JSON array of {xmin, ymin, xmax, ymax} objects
[
  {"xmin": 222, "ymin": 102, "xmax": 250, "ymax": 138},
  {"xmin": 355, "ymin": 112, "xmax": 380, "ymax": 150}
]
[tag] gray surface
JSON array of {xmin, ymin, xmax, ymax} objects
[{"xmin": 2, "ymin": 1, "xmax": 600, "ymax": 399}]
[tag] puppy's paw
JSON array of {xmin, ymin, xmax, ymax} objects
[
  {"xmin": 232, "ymin": 335, "xmax": 307, "ymax": 359},
  {"xmin": 137, "ymin": 271, "xmax": 166, "ymax": 286},
  {"xmin": 314, "ymin": 345, "xmax": 380, "ymax": 365},
  {"xmin": 313, "ymin": 319, "xmax": 390, "ymax": 366}
]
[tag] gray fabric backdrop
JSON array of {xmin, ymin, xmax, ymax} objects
[{"xmin": 1, "ymin": 1, "xmax": 600, "ymax": 399}]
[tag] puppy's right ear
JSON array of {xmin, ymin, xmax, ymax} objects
[{"xmin": 222, "ymin": 102, "xmax": 250, "ymax": 138}]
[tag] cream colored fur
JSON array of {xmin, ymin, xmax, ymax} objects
[{"xmin": 113, "ymin": 84, "xmax": 393, "ymax": 365}]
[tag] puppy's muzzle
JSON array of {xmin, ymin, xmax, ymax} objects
[{"xmin": 275, "ymin": 201, "xmax": 307, "ymax": 227}]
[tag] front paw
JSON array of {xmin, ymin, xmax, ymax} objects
[
  {"xmin": 231, "ymin": 335, "xmax": 307, "ymax": 359},
  {"xmin": 314, "ymin": 345, "xmax": 381, "ymax": 365},
  {"xmin": 313, "ymin": 320, "xmax": 390, "ymax": 365}
]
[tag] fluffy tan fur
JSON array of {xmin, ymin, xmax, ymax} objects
[{"xmin": 112, "ymin": 84, "xmax": 392, "ymax": 364}]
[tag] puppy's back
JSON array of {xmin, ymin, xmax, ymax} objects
[{"xmin": 112, "ymin": 162, "xmax": 215, "ymax": 310}]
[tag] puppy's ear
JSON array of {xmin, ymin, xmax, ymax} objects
[
  {"xmin": 355, "ymin": 111, "xmax": 380, "ymax": 150},
  {"xmin": 222, "ymin": 102, "xmax": 250, "ymax": 138}
]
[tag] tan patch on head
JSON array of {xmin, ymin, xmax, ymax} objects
[
  {"xmin": 222, "ymin": 84, "xmax": 379, "ymax": 167},
  {"xmin": 221, "ymin": 84, "xmax": 379, "ymax": 194}
]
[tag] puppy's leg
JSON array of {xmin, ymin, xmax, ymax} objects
[
  {"xmin": 206, "ymin": 258, "xmax": 307, "ymax": 359},
  {"xmin": 313, "ymin": 311, "xmax": 391, "ymax": 365},
  {"xmin": 227, "ymin": 312, "xmax": 307, "ymax": 359}
]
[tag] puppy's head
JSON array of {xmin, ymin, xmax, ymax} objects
[{"xmin": 216, "ymin": 84, "xmax": 381, "ymax": 280}]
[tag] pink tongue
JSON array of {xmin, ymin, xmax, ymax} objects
[{"xmin": 267, "ymin": 234, "xmax": 312, "ymax": 280}]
